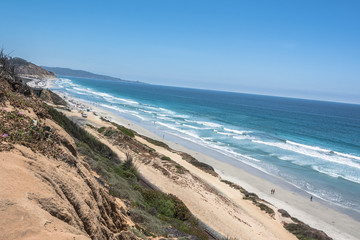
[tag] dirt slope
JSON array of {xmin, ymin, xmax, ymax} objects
[{"xmin": 0, "ymin": 76, "xmax": 137, "ymax": 240}]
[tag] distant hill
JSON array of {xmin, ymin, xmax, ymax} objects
[
  {"xmin": 42, "ymin": 66, "xmax": 138, "ymax": 82},
  {"xmin": 10, "ymin": 58, "xmax": 56, "ymax": 79}
]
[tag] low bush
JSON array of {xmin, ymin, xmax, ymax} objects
[
  {"xmin": 47, "ymin": 106, "xmax": 118, "ymax": 161},
  {"xmin": 86, "ymin": 123, "xmax": 95, "ymax": 129},
  {"xmin": 175, "ymin": 164, "xmax": 186, "ymax": 174},
  {"xmin": 140, "ymin": 135, "xmax": 169, "ymax": 149},
  {"xmin": 104, "ymin": 129, "xmax": 116, "ymax": 136},
  {"xmin": 161, "ymin": 156, "xmax": 171, "ymax": 161},
  {"xmin": 181, "ymin": 152, "xmax": 218, "ymax": 176},
  {"xmin": 118, "ymin": 125, "xmax": 135, "ymax": 137},
  {"xmin": 111, "ymin": 122, "xmax": 135, "ymax": 137},
  {"xmin": 97, "ymin": 126, "xmax": 106, "ymax": 133},
  {"xmin": 258, "ymin": 203, "xmax": 274, "ymax": 215}
]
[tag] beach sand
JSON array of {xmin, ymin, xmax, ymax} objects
[{"xmin": 55, "ymin": 93, "xmax": 359, "ymax": 240}]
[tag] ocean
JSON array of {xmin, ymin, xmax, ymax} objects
[{"xmin": 50, "ymin": 76, "xmax": 360, "ymax": 216}]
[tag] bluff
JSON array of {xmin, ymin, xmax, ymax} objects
[
  {"xmin": 0, "ymin": 53, "xmax": 208, "ymax": 240},
  {"xmin": 0, "ymin": 70, "xmax": 137, "ymax": 240},
  {"xmin": 10, "ymin": 57, "xmax": 56, "ymax": 80}
]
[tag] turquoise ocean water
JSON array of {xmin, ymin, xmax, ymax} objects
[{"xmin": 50, "ymin": 76, "xmax": 360, "ymax": 217}]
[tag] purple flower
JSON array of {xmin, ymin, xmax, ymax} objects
[
  {"xmin": 26, "ymin": 97, "xmax": 30, "ymax": 100},
  {"xmin": 17, "ymin": 112, "xmax": 23, "ymax": 115},
  {"xmin": 2, "ymin": 134, "xmax": 8, "ymax": 138}
]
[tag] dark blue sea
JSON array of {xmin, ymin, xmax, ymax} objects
[{"xmin": 51, "ymin": 76, "xmax": 360, "ymax": 215}]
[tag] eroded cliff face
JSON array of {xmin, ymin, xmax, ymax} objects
[
  {"xmin": 0, "ymin": 77, "xmax": 137, "ymax": 240},
  {"xmin": 0, "ymin": 147, "xmax": 138, "ymax": 240}
]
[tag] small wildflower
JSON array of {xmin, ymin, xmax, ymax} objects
[
  {"xmin": 26, "ymin": 97, "xmax": 30, "ymax": 100},
  {"xmin": 17, "ymin": 112, "xmax": 23, "ymax": 115},
  {"xmin": 2, "ymin": 134, "xmax": 8, "ymax": 138}
]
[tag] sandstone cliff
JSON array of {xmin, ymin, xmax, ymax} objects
[{"xmin": 0, "ymin": 76, "xmax": 137, "ymax": 240}]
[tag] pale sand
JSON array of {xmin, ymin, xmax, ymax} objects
[{"xmin": 55, "ymin": 94, "xmax": 360, "ymax": 240}]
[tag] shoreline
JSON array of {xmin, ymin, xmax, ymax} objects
[{"xmin": 51, "ymin": 87, "xmax": 359, "ymax": 240}]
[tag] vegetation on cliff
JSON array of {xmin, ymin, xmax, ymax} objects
[{"xmin": 48, "ymin": 108, "xmax": 208, "ymax": 239}]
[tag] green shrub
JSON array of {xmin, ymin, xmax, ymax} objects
[
  {"xmin": 86, "ymin": 123, "xmax": 95, "ymax": 129},
  {"xmin": 141, "ymin": 136, "xmax": 169, "ymax": 149},
  {"xmin": 138, "ymin": 188, "xmax": 191, "ymax": 221},
  {"xmin": 97, "ymin": 126, "xmax": 106, "ymax": 133},
  {"xmin": 128, "ymin": 208, "xmax": 168, "ymax": 236},
  {"xmin": 46, "ymin": 106, "xmax": 118, "ymax": 161},
  {"xmin": 114, "ymin": 153, "xmax": 138, "ymax": 180},
  {"xmin": 285, "ymin": 223, "xmax": 314, "ymax": 240},
  {"xmin": 104, "ymin": 129, "xmax": 115, "ymax": 136},
  {"xmin": 175, "ymin": 164, "xmax": 186, "ymax": 174},
  {"xmin": 161, "ymin": 156, "xmax": 171, "ymax": 161},
  {"xmin": 136, "ymin": 140, "xmax": 155, "ymax": 152},
  {"xmin": 111, "ymin": 122, "xmax": 135, "ymax": 137},
  {"xmin": 258, "ymin": 203, "xmax": 274, "ymax": 215}
]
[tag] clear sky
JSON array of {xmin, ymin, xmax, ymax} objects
[{"xmin": 1, "ymin": 0, "xmax": 359, "ymax": 103}]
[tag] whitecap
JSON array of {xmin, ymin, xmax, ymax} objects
[
  {"xmin": 223, "ymin": 127, "xmax": 250, "ymax": 135},
  {"xmin": 252, "ymin": 140, "xmax": 360, "ymax": 170},
  {"xmin": 196, "ymin": 121, "xmax": 223, "ymax": 128}
]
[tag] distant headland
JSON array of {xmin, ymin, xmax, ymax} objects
[{"xmin": 42, "ymin": 66, "xmax": 142, "ymax": 83}]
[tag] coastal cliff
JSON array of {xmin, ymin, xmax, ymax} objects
[
  {"xmin": 0, "ymin": 54, "xmax": 209, "ymax": 239},
  {"xmin": 0, "ymin": 75, "xmax": 138, "ymax": 240},
  {"xmin": 0, "ymin": 54, "xmax": 335, "ymax": 240},
  {"xmin": 10, "ymin": 57, "xmax": 56, "ymax": 80}
]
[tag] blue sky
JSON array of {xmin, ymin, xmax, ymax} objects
[{"xmin": 1, "ymin": 0, "xmax": 359, "ymax": 103}]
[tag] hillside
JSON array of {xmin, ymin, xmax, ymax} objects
[
  {"xmin": 0, "ymin": 54, "xmax": 210, "ymax": 240},
  {"xmin": 42, "ymin": 66, "xmax": 139, "ymax": 83},
  {"xmin": 10, "ymin": 57, "xmax": 56, "ymax": 80}
]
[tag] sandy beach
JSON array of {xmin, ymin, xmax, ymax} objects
[{"xmin": 50, "ymin": 91, "xmax": 360, "ymax": 240}]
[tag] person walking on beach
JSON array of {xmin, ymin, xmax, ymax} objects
[{"xmin": 310, "ymin": 196, "xmax": 313, "ymax": 201}]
